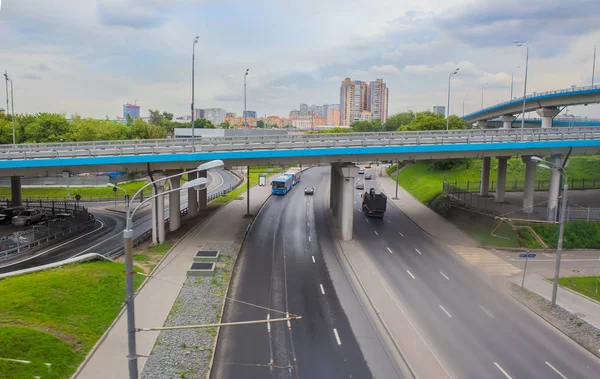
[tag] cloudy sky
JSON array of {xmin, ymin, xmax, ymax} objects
[{"xmin": 1, "ymin": 0, "xmax": 600, "ymax": 119}]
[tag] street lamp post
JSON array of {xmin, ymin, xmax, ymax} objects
[
  {"xmin": 462, "ymin": 95, "xmax": 468, "ymax": 118},
  {"xmin": 480, "ymin": 82, "xmax": 490, "ymax": 109},
  {"xmin": 446, "ymin": 68, "xmax": 459, "ymax": 130},
  {"xmin": 531, "ymin": 156, "xmax": 568, "ymax": 308},
  {"xmin": 515, "ymin": 41, "xmax": 529, "ymax": 132},
  {"xmin": 244, "ymin": 69, "xmax": 249, "ymax": 127},
  {"xmin": 3, "ymin": 71, "xmax": 15, "ymax": 145},
  {"xmin": 191, "ymin": 36, "xmax": 199, "ymax": 151},
  {"xmin": 592, "ymin": 41, "xmax": 600, "ymax": 86},
  {"xmin": 115, "ymin": 160, "xmax": 223, "ymax": 379},
  {"xmin": 510, "ymin": 66, "xmax": 519, "ymax": 100}
]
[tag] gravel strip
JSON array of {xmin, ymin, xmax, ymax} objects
[
  {"xmin": 508, "ymin": 282, "xmax": 600, "ymax": 358},
  {"xmin": 142, "ymin": 242, "xmax": 239, "ymax": 379}
]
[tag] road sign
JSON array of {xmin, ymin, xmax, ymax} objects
[
  {"xmin": 75, "ymin": 194, "xmax": 81, "ymax": 201},
  {"xmin": 519, "ymin": 253, "xmax": 536, "ymax": 258},
  {"xmin": 113, "ymin": 186, "xmax": 118, "ymax": 192}
]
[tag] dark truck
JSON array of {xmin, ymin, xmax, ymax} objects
[{"xmin": 362, "ymin": 188, "xmax": 387, "ymax": 217}]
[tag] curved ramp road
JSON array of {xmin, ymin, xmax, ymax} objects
[
  {"xmin": 212, "ymin": 169, "xmax": 375, "ymax": 379},
  {"xmin": 0, "ymin": 169, "xmax": 236, "ymax": 273},
  {"xmin": 349, "ymin": 168, "xmax": 600, "ymax": 379}
]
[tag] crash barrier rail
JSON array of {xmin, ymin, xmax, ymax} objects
[
  {"xmin": 443, "ymin": 182, "xmax": 600, "ymax": 222},
  {"xmin": 0, "ymin": 213, "xmax": 96, "ymax": 261},
  {"xmin": 2, "ymin": 127, "xmax": 600, "ymax": 160},
  {"xmin": 0, "ymin": 173, "xmax": 146, "ymax": 187},
  {"xmin": 1, "ymin": 199, "xmax": 88, "ymax": 213},
  {"xmin": 445, "ymin": 178, "xmax": 600, "ymax": 193}
]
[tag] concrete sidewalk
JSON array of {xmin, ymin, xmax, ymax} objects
[
  {"xmin": 511, "ymin": 273, "xmax": 600, "ymax": 330},
  {"xmin": 75, "ymin": 181, "xmax": 273, "ymax": 379},
  {"xmin": 377, "ymin": 173, "xmax": 475, "ymax": 246}
]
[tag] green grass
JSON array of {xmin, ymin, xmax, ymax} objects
[
  {"xmin": 0, "ymin": 180, "xmax": 150, "ymax": 200},
  {"xmin": 213, "ymin": 166, "xmax": 283, "ymax": 204},
  {"xmin": 0, "ymin": 261, "xmax": 144, "ymax": 378},
  {"xmin": 531, "ymin": 221, "xmax": 600, "ymax": 249},
  {"xmin": 556, "ymin": 276, "xmax": 600, "ymax": 302},
  {"xmin": 394, "ymin": 156, "xmax": 600, "ymax": 204},
  {"xmin": 149, "ymin": 243, "xmax": 173, "ymax": 255}
]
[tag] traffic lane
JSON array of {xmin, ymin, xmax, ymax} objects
[
  {"xmin": 359, "ymin": 183, "xmax": 600, "ymax": 378},
  {"xmin": 378, "ymin": 210, "xmax": 600, "ymax": 379},
  {"xmin": 284, "ymin": 171, "xmax": 372, "ymax": 378}
]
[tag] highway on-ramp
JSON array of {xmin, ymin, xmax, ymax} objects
[
  {"xmin": 349, "ymin": 168, "xmax": 600, "ymax": 379},
  {"xmin": 0, "ymin": 169, "xmax": 237, "ymax": 274}
]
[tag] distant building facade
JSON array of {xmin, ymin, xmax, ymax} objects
[
  {"xmin": 340, "ymin": 78, "xmax": 368, "ymax": 126},
  {"xmin": 201, "ymin": 108, "xmax": 226, "ymax": 125},
  {"xmin": 327, "ymin": 104, "xmax": 340, "ymax": 126},
  {"xmin": 369, "ymin": 79, "xmax": 389, "ymax": 122},
  {"xmin": 432, "ymin": 106, "xmax": 446, "ymax": 116},
  {"xmin": 123, "ymin": 104, "xmax": 140, "ymax": 119},
  {"xmin": 225, "ymin": 112, "xmax": 236, "ymax": 118},
  {"xmin": 243, "ymin": 110, "xmax": 257, "ymax": 119}
]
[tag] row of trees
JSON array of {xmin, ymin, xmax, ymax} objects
[{"xmin": 350, "ymin": 111, "xmax": 470, "ymax": 133}]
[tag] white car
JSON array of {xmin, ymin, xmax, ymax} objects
[{"xmin": 11, "ymin": 209, "xmax": 47, "ymax": 227}]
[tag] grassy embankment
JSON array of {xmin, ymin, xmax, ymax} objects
[
  {"xmin": 0, "ymin": 180, "xmax": 150, "ymax": 200},
  {"xmin": 393, "ymin": 157, "xmax": 600, "ymax": 248},
  {"xmin": 556, "ymin": 276, "xmax": 600, "ymax": 303},
  {"xmin": 0, "ymin": 262, "xmax": 144, "ymax": 378}
]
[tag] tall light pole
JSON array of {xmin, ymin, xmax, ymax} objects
[
  {"xmin": 191, "ymin": 36, "xmax": 199, "ymax": 151},
  {"xmin": 515, "ymin": 41, "xmax": 529, "ymax": 132},
  {"xmin": 3, "ymin": 71, "xmax": 15, "ymax": 145},
  {"xmin": 592, "ymin": 41, "xmax": 600, "ymax": 86},
  {"xmin": 462, "ymin": 94, "xmax": 469, "ymax": 117},
  {"xmin": 117, "ymin": 160, "xmax": 223, "ymax": 379},
  {"xmin": 531, "ymin": 156, "xmax": 567, "ymax": 308},
  {"xmin": 480, "ymin": 82, "xmax": 490, "ymax": 109},
  {"xmin": 244, "ymin": 69, "xmax": 249, "ymax": 127},
  {"xmin": 446, "ymin": 68, "xmax": 459, "ymax": 130},
  {"xmin": 510, "ymin": 65, "xmax": 520, "ymax": 100}
]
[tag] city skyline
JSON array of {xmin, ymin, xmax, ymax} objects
[{"xmin": 1, "ymin": 1, "xmax": 600, "ymax": 119}]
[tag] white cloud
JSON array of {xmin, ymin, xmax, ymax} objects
[{"xmin": 370, "ymin": 65, "xmax": 400, "ymax": 74}]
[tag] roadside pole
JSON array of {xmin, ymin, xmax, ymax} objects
[
  {"xmin": 394, "ymin": 159, "xmax": 400, "ymax": 200},
  {"xmin": 520, "ymin": 251, "xmax": 536, "ymax": 289}
]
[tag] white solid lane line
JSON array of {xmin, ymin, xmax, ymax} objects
[
  {"xmin": 333, "ymin": 328, "xmax": 342, "ymax": 345},
  {"xmin": 479, "ymin": 305, "xmax": 494, "ymax": 318},
  {"xmin": 320, "ymin": 284, "xmax": 325, "ymax": 295},
  {"xmin": 386, "ymin": 219, "xmax": 391, "ymax": 224},
  {"xmin": 440, "ymin": 271, "xmax": 450, "ymax": 280},
  {"xmin": 354, "ymin": 201, "xmax": 356, "ymax": 204},
  {"xmin": 545, "ymin": 362, "xmax": 568, "ymax": 379},
  {"xmin": 307, "ymin": 222, "xmax": 309, "ymax": 227},
  {"xmin": 493, "ymin": 362, "xmax": 513, "ymax": 379},
  {"xmin": 415, "ymin": 248, "xmax": 422, "ymax": 255},
  {"xmin": 399, "ymin": 232, "xmax": 404, "ymax": 237},
  {"xmin": 374, "ymin": 231, "xmax": 379, "ymax": 236},
  {"xmin": 406, "ymin": 270, "xmax": 415, "ymax": 279},
  {"xmin": 366, "ymin": 218, "xmax": 370, "ymax": 223},
  {"xmin": 387, "ymin": 247, "xmax": 393, "ymax": 254},
  {"xmin": 308, "ymin": 236, "xmax": 311, "ymax": 242},
  {"xmin": 311, "ymin": 256, "xmax": 315, "ymax": 263},
  {"xmin": 439, "ymin": 305, "xmax": 452, "ymax": 318}
]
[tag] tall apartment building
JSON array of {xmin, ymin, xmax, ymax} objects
[
  {"xmin": 243, "ymin": 110, "xmax": 257, "ymax": 118},
  {"xmin": 225, "ymin": 112, "xmax": 236, "ymax": 118},
  {"xmin": 340, "ymin": 78, "xmax": 368, "ymax": 126},
  {"xmin": 202, "ymin": 108, "xmax": 226, "ymax": 125},
  {"xmin": 370, "ymin": 79, "xmax": 389, "ymax": 122},
  {"xmin": 123, "ymin": 103, "xmax": 140, "ymax": 119},
  {"xmin": 327, "ymin": 104, "xmax": 340, "ymax": 126},
  {"xmin": 340, "ymin": 78, "xmax": 389, "ymax": 125},
  {"xmin": 299, "ymin": 103, "xmax": 309, "ymax": 115}
]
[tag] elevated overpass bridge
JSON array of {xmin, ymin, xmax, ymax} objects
[
  {"xmin": 464, "ymin": 85, "xmax": 600, "ymax": 129},
  {"xmin": 2, "ymin": 127, "xmax": 599, "ymax": 241}
]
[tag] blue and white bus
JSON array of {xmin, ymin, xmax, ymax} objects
[
  {"xmin": 272, "ymin": 174, "xmax": 295, "ymax": 195},
  {"xmin": 292, "ymin": 171, "xmax": 300, "ymax": 185}
]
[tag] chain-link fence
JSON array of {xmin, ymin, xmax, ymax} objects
[{"xmin": 446, "ymin": 177, "xmax": 600, "ymax": 193}]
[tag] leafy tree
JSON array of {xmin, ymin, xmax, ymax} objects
[
  {"xmin": 193, "ymin": 118, "xmax": 214, "ymax": 129},
  {"xmin": 351, "ymin": 120, "xmax": 377, "ymax": 132},
  {"xmin": 162, "ymin": 112, "xmax": 173, "ymax": 121},
  {"xmin": 256, "ymin": 120, "xmax": 265, "ymax": 128},
  {"xmin": 129, "ymin": 118, "xmax": 150, "ymax": 139},
  {"xmin": 385, "ymin": 111, "xmax": 415, "ymax": 131},
  {"xmin": 24, "ymin": 113, "xmax": 71, "ymax": 142},
  {"xmin": 148, "ymin": 109, "xmax": 163, "ymax": 126},
  {"xmin": 0, "ymin": 118, "xmax": 14, "ymax": 144},
  {"xmin": 126, "ymin": 114, "xmax": 134, "ymax": 126},
  {"xmin": 219, "ymin": 121, "xmax": 231, "ymax": 129}
]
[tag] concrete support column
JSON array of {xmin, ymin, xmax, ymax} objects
[
  {"xmin": 536, "ymin": 107, "xmax": 561, "ymax": 128},
  {"xmin": 547, "ymin": 155, "xmax": 563, "ymax": 221},
  {"xmin": 495, "ymin": 157, "xmax": 509, "ymax": 203},
  {"xmin": 198, "ymin": 170, "xmax": 208, "ymax": 210},
  {"xmin": 169, "ymin": 177, "xmax": 181, "ymax": 232},
  {"xmin": 337, "ymin": 164, "xmax": 360, "ymax": 241},
  {"xmin": 330, "ymin": 164, "xmax": 340, "ymax": 215},
  {"xmin": 187, "ymin": 170, "xmax": 198, "ymax": 217},
  {"xmin": 10, "ymin": 176, "xmax": 22, "ymax": 206},
  {"xmin": 500, "ymin": 115, "xmax": 514, "ymax": 129},
  {"xmin": 522, "ymin": 156, "xmax": 537, "ymax": 214},
  {"xmin": 151, "ymin": 183, "xmax": 166, "ymax": 244},
  {"xmin": 480, "ymin": 157, "xmax": 491, "ymax": 196}
]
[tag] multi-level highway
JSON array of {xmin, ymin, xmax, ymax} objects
[{"xmin": 0, "ymin": 169, "xmax": 237, "ymax": 274}]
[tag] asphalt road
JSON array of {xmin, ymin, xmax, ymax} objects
[
  {"xmin": 351, "ymin": 169, "xmax": 600, "ymax": 379},
  {"xmin": 211, "ymin": 168, "xmax": 372, "ymax": 379},
  {"xmin": 0, "ymin": 169, "xmax": 236, "ymax": 273}
]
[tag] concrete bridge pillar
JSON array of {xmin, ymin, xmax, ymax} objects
[
  {"xmin": 500, "ymin": 115, "xmax": 514, "ymax": 129},
  {"xmin": 495, "ymin": 157, "xmax": 509, "ymax": 203},
  {"xmin": 169, "ymin": 175, "xmax": 181, "ymax": 232},
  {"xmin": 536, "ymin": 107, "xmax": 561, "ymax": 128},
  {"xmin": 187, "ymin": 170, "xmax": 198, "ymax": 217},
  {"xmin": 522, "ymin": 156, "xmax": 537, "ymax": 214},
  {"xmin": 198, "ymin": 170, "xmax": 208, "ymax": 210},
  {"xmin": 330, "ymin": 163, "xmax": 340, "ymax": 216},
  {"xmin": 547, "ymin": 155, "xmax": 563, "ymax": 221},
  {"xmin": 337, "ymin": 164, "xmax": 360, "ymax": 241},
  {"xmin": 480, "ymin": 157, "xmax": 491, "ymax": 197},
  {"xmin": 10, "ymin": 176, "xmax": 22, "ymax": 206},
  {"xmin": 151, "ymin": 182, "xmax": 166, "ymax": 244}
]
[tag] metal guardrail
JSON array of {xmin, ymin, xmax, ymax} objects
[
  {"xmin": 2, "ymin": 128, "xmax": 600, "ymax": 161},
  {"xmin": 488, "ymin": 84, "xmax": 600, "ymax": 110}
]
